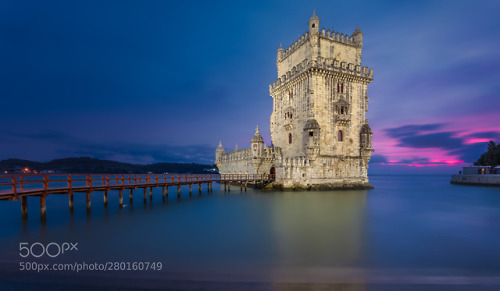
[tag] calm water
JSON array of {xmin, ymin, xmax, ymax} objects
[{"xmin": 0, "ymin": 175, "xmax": 500, "ymax": 290}]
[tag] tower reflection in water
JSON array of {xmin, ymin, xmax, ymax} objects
[{"xmin": 268, "ymin": 190, "xmax": 369, "ymax": 289}]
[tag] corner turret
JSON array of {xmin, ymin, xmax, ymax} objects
[
  {"xmin": 215, "ymin": 140, "xmax": 225, "ymax": 163},
  {"xmin": 251, "ymin": 125, "xmax": 265, "ymax": 158},
  {"xmin": 308, "ymin": 10, "xmax": 320, "ymax": 34},
  {"xmin": 352, "ymin": 24, "xmax": 363, "ymax": 46},
  {"xmin": 360, "ymin": 123, "xmax": 373, "ymax": 151},
  {"xmin": 303, "ymin": 118, "xmax": 321, "ymax": 160},
  {"xmin": 277, "ymin": 43, "xmax": 284, "ymax": 63}
]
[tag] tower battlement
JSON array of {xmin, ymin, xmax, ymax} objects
[
  {"xmin": 270, "ymin": 57, "xmax": 373, "ymax": 93},
  {"xmin": 278, "ymin": 28, "xmax": 361, "ymax": 64}
]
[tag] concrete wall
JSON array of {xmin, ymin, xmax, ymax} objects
[{"xmin": 451, "ymin": 174, "xmax": 500, "ymax": 186}]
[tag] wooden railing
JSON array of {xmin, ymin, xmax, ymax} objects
[{"xmin": 0, "ymin": 173, "xmax": 275, "ymax": 197}]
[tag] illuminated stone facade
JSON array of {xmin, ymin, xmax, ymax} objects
[{"xmin": 216, "ymin": 12, "xmax": 374, "ymax": 189}]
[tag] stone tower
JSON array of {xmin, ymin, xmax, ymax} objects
[
  {"xmin": 215, "ymin": 12, "xmax": 374, "ymax": 189},
  {"xmin": 268, "ymin": 11, "xmax": 374, "ymax": 188}
]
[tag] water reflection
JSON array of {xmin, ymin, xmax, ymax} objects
[
  {"xmin": 2, "ymin": 176, "xmax": 500, "ymax": 289},
  {"xmin": 271, "ymin": 190, "xmax": 368, "ymax": 267}
]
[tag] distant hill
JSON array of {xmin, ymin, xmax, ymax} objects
[{"xmin": 0, "ymin": 157, "xmax": 217, "ymax": 174}]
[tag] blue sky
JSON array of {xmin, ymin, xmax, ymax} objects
[{"xmin": 1, "ymin": 0, "xmax": 499, "ymax": 173}]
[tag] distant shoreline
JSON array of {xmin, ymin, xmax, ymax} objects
[{"xmin": 0, "ymin": 157, "xmax": 216, "ymax": 175}]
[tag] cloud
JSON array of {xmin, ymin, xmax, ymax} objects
[
  {"xmin": 384, "ymin": 123, "xmax": 445, "ymax": 138},
  {"xmin": 466, "ymin": 131, "xmax": 500, "ymax": 140},
  {"xmin": 396, "ymin": 132, "xmax": 463, "ymax": 150},
  {"xmin": 385, "ymin": 123, "xmax": 463, "ymax": 150},
  {"xmin": 381, "ymin": 123, "xmax": 500, "ymax": 165}
]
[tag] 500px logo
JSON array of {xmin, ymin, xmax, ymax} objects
[{"xmin": 19, "ymin": 242, "xmax": 78, "ymax": 258}]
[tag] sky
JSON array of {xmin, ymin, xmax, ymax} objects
[{"xmin": 1, "ymin": 0, "xmax": 499, "ymax": 174}]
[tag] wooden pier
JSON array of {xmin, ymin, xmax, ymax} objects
[{"xmin": 0, "ymin": 173, "xmax": 274, "ymax": 221}]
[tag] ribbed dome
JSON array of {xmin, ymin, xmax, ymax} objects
[
  {"xmin": 303, "ymin": 119, "xmax": 320, "ymax": 130},
  {"xmin": 216, "ymin": 140, "xmax": 225, "ymax": 153},
  {"xmin": 309, "ymin": 10, "xmax": 319, "ymax": 22},
  {"xmin": 353, "ymin": 24, "xmax": 363, "ymax": 35},
  {"xmin": 361, "ymin": 123, "xmax": 372, "ymax": 134},
  {"xmin": 337, "ymin": 98, "xmax": 349, "ymax": 105},
  {"xmin": 251, "ymin": 125, "xmax": 264, "ymax": 143}
]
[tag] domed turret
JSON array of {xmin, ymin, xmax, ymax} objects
[
  {"xmin": 215, "ymin": 140, "xmax": 226, "ymax": 163},
  {"xmin": 277, "ymin": 42, "xmax": 285, "ymax": 62},
  {"xmin": 308, "ymin": 10, "xmax": 320, "ymax": 34},
  {"xmin": 352, "ymin": 24, "xmax": 363, "ymax": 46},
  {"xmin": 303, "ymin": 118, "xmax": 320, "ymax": 159},
  {"xmin": 360, "ymin": 123, "xmax": 372, "ymax": 150},
  {"xmin": 251, "ymin": 125, "xmax": 264, "ymax": 158},
  {"xmin": 251, "ymin": 125, "xmax": 264, "ymax": 144},
  {"xmin": 304, "ymin": 119, "xmax": 320, "ymax": 130}
]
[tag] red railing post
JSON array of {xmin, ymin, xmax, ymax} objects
[
  {"xmin": 43, "ymin": 175, "xmax": 49, "ymax": 192},
  {"xmin": 86, "ymin": 174, "xmax": 92, "ymax": 188},
  {"xmin": 20, "ymin": 176, "xmax": 24, "ymax": 190},
  {"xmin": 12, "ymin": 176, "xmax": 17, "ymax": 195},
  {"xmin": 68, "ymin": 174, "xmax": 72, "ymax": 189}
]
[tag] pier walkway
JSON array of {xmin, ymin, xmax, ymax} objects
[{"xmin": 0, "ymin": 173, "xmax": 275, "ymax": 221}]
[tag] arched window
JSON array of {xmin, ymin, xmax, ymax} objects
[
  {"xmin": 289, "ymin": 133, "xmax": 292, "ymax": 144},
  {"xmin": 338, "ymin": 130, "xmax": 343, "ymax": 142}
]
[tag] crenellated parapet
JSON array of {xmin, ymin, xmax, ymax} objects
[
  {"xmin": 277, "ymin": 27, "xmax": 361, "ymax": 64},
  {"xmin": 270, "ymin": 57, "xmax": 373, "ymax": 93},
  {"xmin": 318, "ymin": 28, "xmax": 358, "ymax": 46},
  {"xmin": 220, "ymin": 146, "xmax": 282, "ymax": 163},
  {"xmin": 220, "ymin": 148, "xmax": 252, "ymax": 162},
  {"xmin": 278, "ymin": 32, "xmax": 310, "ymax": 62}
]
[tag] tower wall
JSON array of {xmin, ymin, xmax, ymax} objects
[{"xmin": 269, "ymin": 13, "xmax": 374, "ymax": 189}]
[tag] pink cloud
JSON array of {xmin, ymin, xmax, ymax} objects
[{"xmin": 464, "ymin": 138, "xmax": 491, "ymax": 144}]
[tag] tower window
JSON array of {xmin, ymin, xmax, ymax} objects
[
  {"xmin": 309, "ymin": 131, "xmax": 314, "ymax": 137},
  {"xmin": 312, "ymin": 24, "xmax": 315, "ymax": 28},
  {"xmin": 337, "ymin": 82, "xmax": 344, "ymax": 93},
  {"xmin": 289, "ymin": 133, "xmax": 292, "ymax": 144},
  {"xmin": 338, "ymin": 130, "xmax": 343, "ymax": 142}
]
